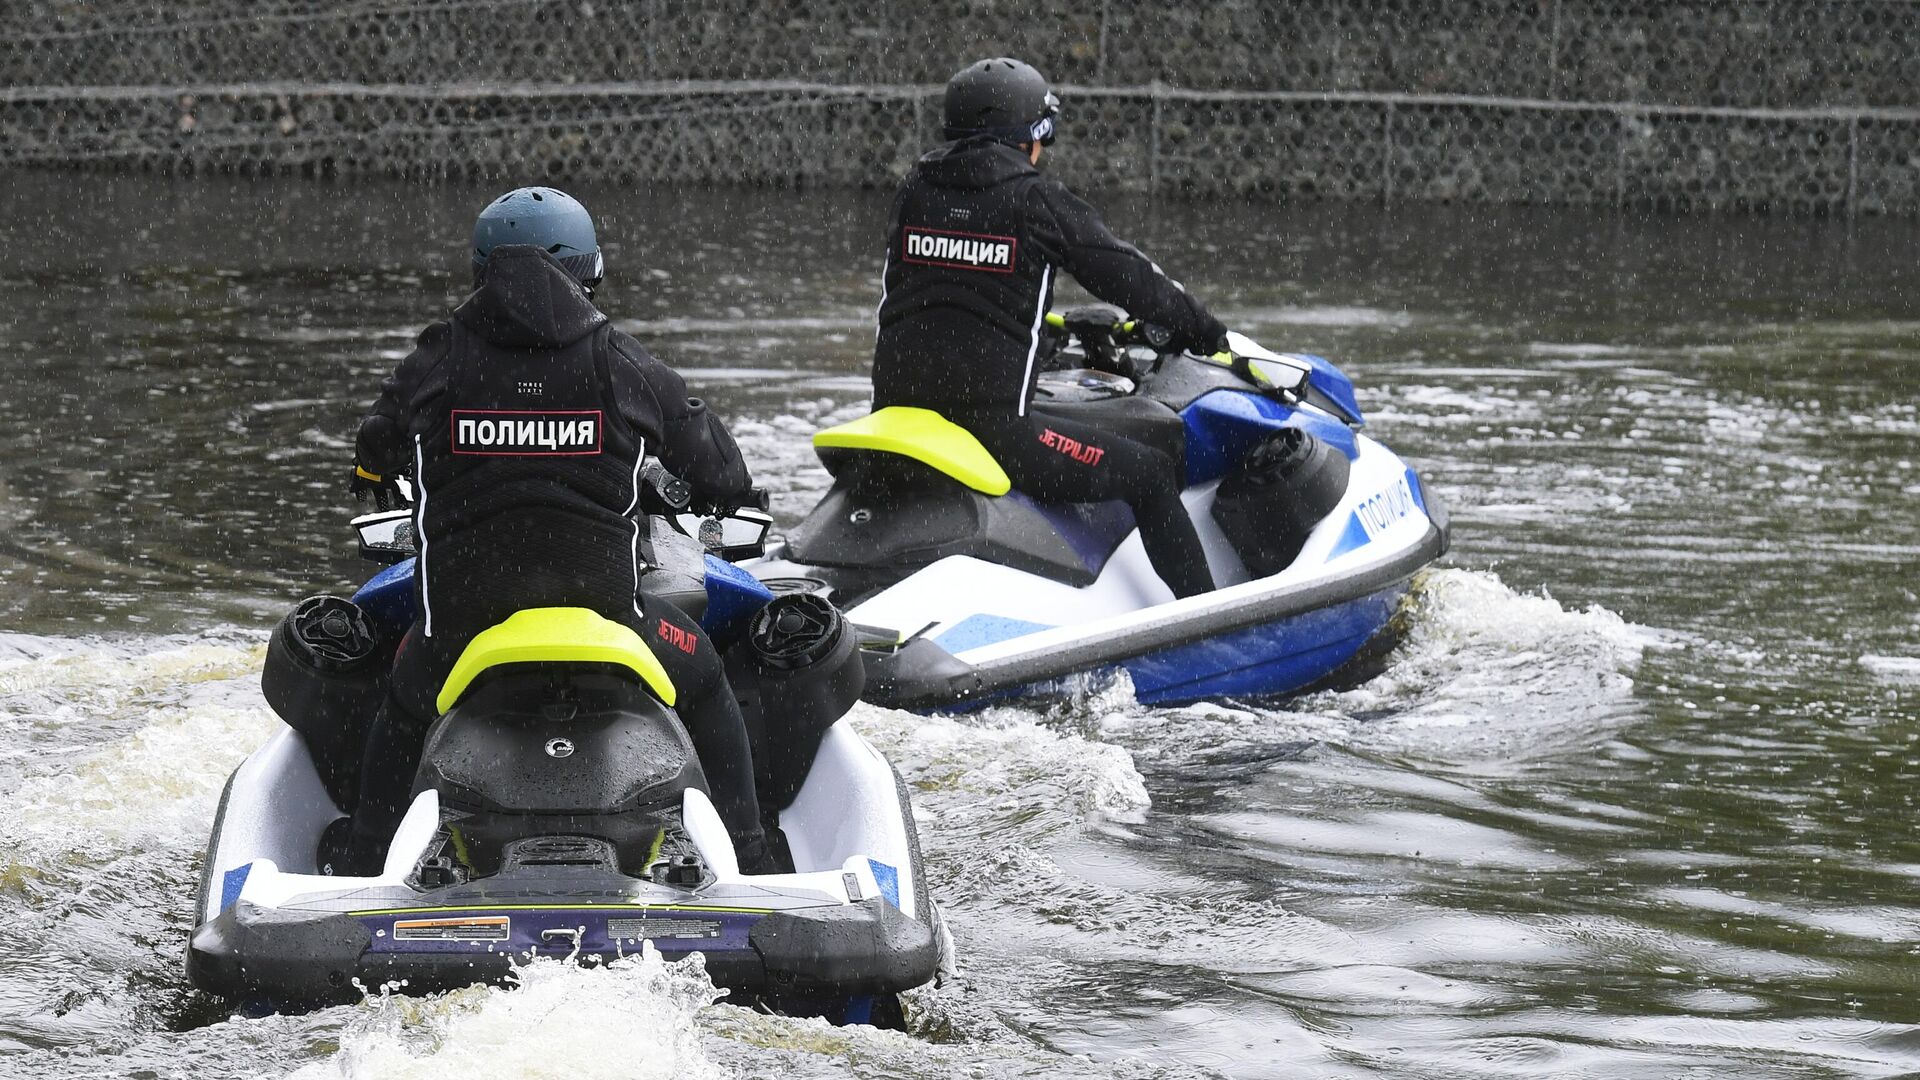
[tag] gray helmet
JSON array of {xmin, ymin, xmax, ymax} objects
[
  {"xmin": 472, "ymin": 187, "xmax": 604, "ymax": 288},
  {"xmin": 942, "ymin": 57, "xmax": 1059, "ymax": 147}
]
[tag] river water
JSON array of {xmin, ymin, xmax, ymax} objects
[{"xmin": 1, "ymin": 171, "xmax": 1916, "ymax": 1078}]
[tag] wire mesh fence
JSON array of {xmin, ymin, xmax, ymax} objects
[{"xmin": 7, "ymin": 0, "xmax": 1920, "ymax": 213}]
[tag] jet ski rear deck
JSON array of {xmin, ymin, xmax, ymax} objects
[{"xmin": 189, "ymin": 724, "xmax": 941, "ymax": 1016}]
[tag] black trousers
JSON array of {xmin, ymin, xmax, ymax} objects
[
  {"xmin": 953, "ymin": 408, "xmax": 1216, "ymax": 599},
  {"xmin": 342, "ymin": 594, "xmax": 770, "ymax": 874}
]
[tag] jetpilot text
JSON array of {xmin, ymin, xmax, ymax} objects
[
  {"xmin": 1039, "ymin": 428, "xmax": 1106, "ymax": 466},
  {"xmin": 657, "ymin": 619, "xmax": 698, "ymax": 654}
]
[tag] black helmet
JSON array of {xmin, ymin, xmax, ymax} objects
[
  {"xmin": 472, "ymin": 187, "xmax": 604, "ymax": 289},
  {"xmin": 942, "ymin": 57, "xmax": 1060, "ymax": 147}
]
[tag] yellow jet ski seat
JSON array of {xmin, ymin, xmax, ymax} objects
[
  {"xmin": 436, "ymin": 607, "xmax": 677, "ymax": 715},
  {"xmin": 811, "ymin": 406, "xmax": 1011, "ymax": 496}
]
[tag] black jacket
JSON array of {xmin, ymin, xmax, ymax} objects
[
  {"xmin": 355, "ymin": 245, "xmax": 752, "ymax": 634},
  {"xmin": 872, "ymin": 138, "xmax": 1226, "ymax": 415}
]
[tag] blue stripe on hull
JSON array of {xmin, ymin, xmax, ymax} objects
[
  {"xmin": 1121, "ymin": 584, "xmax": 1407, "ymax": 704},
  {"xmin": 934, "ymin": 613, "xmax": 1056, "ymax": 653}
]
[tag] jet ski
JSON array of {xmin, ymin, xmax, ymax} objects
[
  {"xmin": 187, "ymin": 481, "xmax": 948, "ymax": 1024},
  {"xmin": 746, "ymin": 308, "xmax": 1450, "ymax": 710}
]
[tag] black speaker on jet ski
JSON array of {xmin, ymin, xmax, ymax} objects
[
  {"xmin": 725, "ymin": 593, "xmax": 866, "ymax": 811},
  {"xmin": 261, "ymin": 595, "xmax": 391, "ymax": 809},
  {"xmin": 1212, "ymin": 427, "xmax": 1352, "ymax": 578}
]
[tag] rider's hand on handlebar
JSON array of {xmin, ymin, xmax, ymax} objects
[{"xmin": 349, "ymin": 463, "xmax": 403, "ymax": 511}]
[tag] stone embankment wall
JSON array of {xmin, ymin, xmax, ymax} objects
[{"xmin": 6, "ymin": 1, "xmax": 1920, "ymax": 213}]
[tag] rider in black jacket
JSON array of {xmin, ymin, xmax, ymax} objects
[
  {"xmin": 340, "ymin": 187, "xmax": 774, "ymax": 874},
  {"xmin": 872, "ymin": 58, "xmax": 1224, "ymax": 598}
]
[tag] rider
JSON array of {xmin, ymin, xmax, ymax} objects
[
  {"xmin": 871, "ymin": 57, "xmax": 1226, "ymax": 599},
  {"xmin": 339, "ymin": 186, "xmax": 775, "ymax": 874}
]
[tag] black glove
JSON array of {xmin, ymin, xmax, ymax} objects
[{"xmin": 349, "ymin": 463, "xmax": 403, "ymax": 510}]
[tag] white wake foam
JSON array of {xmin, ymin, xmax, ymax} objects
[
  {"xmin": 849, "ymin": 702, "xmax": 1152, "ymax": 837},
  {"xmin": 0, "ymin": 637, "xmax": 274, "ymax": 856},
  {"xmin": 1860, "ymin": 655, "xmax": 1920, "ymax": 683},
  {"xmin": 288, "ymin": 952, "xmax": 730, "ymax": 1080},
  {"xmin": 1321, "ymin": 567, "xmax": 1650, "ymax": 752}
]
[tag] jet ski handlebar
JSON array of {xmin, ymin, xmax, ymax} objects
[
  {"xmin": 347, "ymin": 460, "xmax": 772, "ymax": 564},
  {"xmin": 1041, "ymin": 305, "xmax": 1163, "ymax": 381},
  {"xmin": 640, "ymin": 460, "xmax": 770, "ymax": 518},
  {"xmin": 1042, "ymin": 307, "xmax": 1309, "ymax": 403},
  {"xmin": 638, "ymin": 458, "xmax": 694, "ymax": 513}
]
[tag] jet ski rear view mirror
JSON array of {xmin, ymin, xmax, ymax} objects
[
  {"xmin": 1222, "ymin": 331, "xmax": 1314, "ymax": 396},
  {"xmin": 713, "ymin": 507, "xmax": 774, "ymax": 561},
  {"xmin": 670, "ymin": 506, "xmax": 774, "ymax": 561},
  {"xmin": 353, "ymin": 508, "xmax": 416, "ymax": 564}
]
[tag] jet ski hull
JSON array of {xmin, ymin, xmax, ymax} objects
[
  {"xmin": 853, "ymin": 520, "xmax": 1442, "ymax": 710},
  {"xmin": 756, "ymin": 426, "xmax": 1449, "ymax": 712}
]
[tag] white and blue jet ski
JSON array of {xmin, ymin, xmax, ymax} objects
[
  {"xmin": 187, "ymin": 491, "xmax": 947, "ymax": 1024},
  {"xmin": 746, "ymin": 310, "xmax": 1449, "ymax": 710}
]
